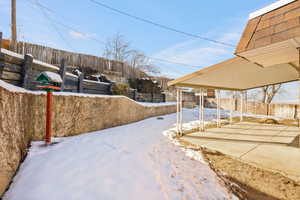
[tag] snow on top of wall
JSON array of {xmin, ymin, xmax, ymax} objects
[
  {"xmin": 0, "ymin": 80, "xmax": 44, "ymax": 95},
  {"xmin": 0, "ymin": 80, "xmax": 175, "ymax": 107},
  {"xmin": 41, "ymin": 71, "xmax": 63, "ymax": 83},
  {"xmin": 249, "ymin": 0, "xmax": 296, "ymax": 19},
  {"xmin": 1, "ymin": 48, "xmax": 24, "ymax": 59},
  {"xmin": 33, "ymin": 59, "xmax": 59, "ymax": 71},
  {"xmin": 138, "ymin": 102, "xmax": 177, "ymax": 107},
  {"xmin": 83, "ymin": 79, "xmax": 111, "ymax": 85}
]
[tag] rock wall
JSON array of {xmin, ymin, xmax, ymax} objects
[
  {"xmin": 0, "ymin": 81, "xmax": 176, "ymax": 195},
  {"xmin": 0, "ymin": 87, "xmax": 39, "ymax": 195}
]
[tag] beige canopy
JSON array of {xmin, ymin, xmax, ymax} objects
[{"xmin": 168, "ymin": 56, "xmax": 299, "ymax": 91}]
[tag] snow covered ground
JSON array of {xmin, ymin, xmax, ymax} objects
[{"xmin": 3, "ymin": 109, "xmax": 236, "ymax": 200}]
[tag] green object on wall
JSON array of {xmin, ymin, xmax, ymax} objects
[{"xmin": 35, "ymin": 71, "xmax": 63, "ymax": 91}]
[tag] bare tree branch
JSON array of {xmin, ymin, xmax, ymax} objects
[
  {"xmin": 261, "ymin": 84, "xmax": 282, "ymax": 104},
  {"xmin": 103, "ymin": 33, "xmax": 160, "ymax": 77}
]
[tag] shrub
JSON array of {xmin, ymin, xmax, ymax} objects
[{"xmin": 112, "ymin": 83, "xmax": 130, "ymax": 95}]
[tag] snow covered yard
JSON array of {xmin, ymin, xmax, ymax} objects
[{"xmin": 3, "ymin": 109, "xmax": 234, "ymax": 200}]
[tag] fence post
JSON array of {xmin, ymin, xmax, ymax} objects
[
  {"xmin": 133, "ymin": 89, "xmax": 137, "ymax": 100},
  {"xmin": 22, "ymin": 54, "xmax": 33, "ymax": 89},
  {"xmin": 78, "ymin": 73, "xmax": 84, "ymax": 93},
  {"xmin": 0, "ymin": 32, "xmax": 4, "ymax": 78},
  {"xmin": 59, "ymin": 58, "xmax": 67, "ymax": 91},
  {"xmin": 151, "ymin": 92, "xmax": 154, "ymax": 103}
]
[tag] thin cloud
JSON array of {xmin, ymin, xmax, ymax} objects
[
  {"xmin": 150, "ymin": 25, "xmax": 244, "ymax": 79},
  {"xmin": 152, "ymin": 31, "xmax": 240, "ymax": 67},
  {"xmin": 69, "ymin": 31, "xmax": 96, "ymax": 40}
]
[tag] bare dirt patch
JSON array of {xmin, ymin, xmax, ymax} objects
[{"xmin": 201, "ymin": 148, "xmax": 300, "ymax": 200}]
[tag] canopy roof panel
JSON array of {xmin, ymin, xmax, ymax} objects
[{"xmin": 168, "ymin": 57, "xmax": 299, "ymax": 91}]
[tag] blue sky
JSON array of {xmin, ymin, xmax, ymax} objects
[{"xmin": 0, "ymin": 0, "xmax": 298, "ymax": 102}]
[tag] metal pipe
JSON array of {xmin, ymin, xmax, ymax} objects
[
  {"xmin": 45, "ymin": 91, "xmax": 53, "ymax": 144},
  {"xmin": 298, "ymin": 47, "xmax": 300, "ymax": 147},
  {"xmin": 217, "ymin": 90, "xmax": 221, "ymax": 127},
  {"xmin": 219, "ymin": 90, "xmax": 221, "ymax": 127},
  {"xmin": 199, "ymin": 89, "xmax": 202, "ymax": 131},
  {"xmin": 179, "ymin": 89, "xmax": 183, "ymax": 136},
  {"xmin": 240, "ymin": 91, "xmax": 243, "ymax": 122},
  {"xmin": 201, "ymin": 88, "xmax": 205, "ymax": 131},
  {"xmin": 176, "ymin": 88, "xmax": 180, "ymax": 135},
  {"xmin": 230, "ymin": 91, "xmax": 233, "ymax": 124},
  {"xmin": 245, "ymin": 91, "xmax": 248, "ymax": 113}
]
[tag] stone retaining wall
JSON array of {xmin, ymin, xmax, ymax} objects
[{"xmin": 0, "ymin": 81, "xmax": 176, "ymax": 195}]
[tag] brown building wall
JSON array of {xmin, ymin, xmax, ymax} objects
[{"xmin": 236, "ymin": 0, "xmax": 300, "ymax": 53}]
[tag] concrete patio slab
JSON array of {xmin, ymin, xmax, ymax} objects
[
  {"xmin": 202, "ymin": 141, "xmax": 258, "ymax": 158},
  {"xmin": 181, "ymin": 122, "xmax": 300, "ymax": 182},
  {"xmin": 241, "ymin": 145, "xmax": 300, "ymax": 181}
]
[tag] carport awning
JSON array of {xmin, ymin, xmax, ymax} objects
[{"xmin": 168, "ymin": 57, "xmax": 299, "ymax": 91}]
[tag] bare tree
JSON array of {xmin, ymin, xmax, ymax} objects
[
  {"xmin": 130, "ymin": 50, "xmax": 160, "ymax": 76},
  {"xmin": 103, "ymin": 33, "xmax": 133, "ymax": 62},
  {"xmin": 103, "ymin": 33, "xmax": 160, "ymax": 76},
  {"xmin": 261, "ymin": 84, "xmax": 282, "ymax": 104}
]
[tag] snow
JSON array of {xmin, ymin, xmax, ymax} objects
[
  {"xmin": 0, "ymin": 80, "xmax": 177, "ymax": 110},
  {"xmin": 1, "ymin": 48, "xmax": 59, "ymax": 71},
  {"xmin": 1, "ymin": 48, "xmax": 24, "ymax": 60},
  {"xmin": 83, "ymin": 79, "xmax": 111, "ymax": 85},
  {"xmin": 3, "ymin": 109, "xmax": 235, "ymax": 200},
  {"xmin": 65, "ymin": 72, "xmax": 78, "ymax": 78},
  {"xmin": 0, "ymin": 80, "xmax": 44, "ymax": 95},
  {"xmin": 74, "ymin": 69, "xmax": 82, "ymax": 76},
  {"xmin": 249, "ymin": 0, "xmax": 296, "ymax": 19},
  {"xmin": 41, "ymin": 71, "xmax": 63, "ymax": 83},
  {"xmin": 33, "ymin": 59, "xmax": 59, "ymax": 71},
  {"xmin": 138, "ymin": 102, "xmax": 177, "ymax": 107}
]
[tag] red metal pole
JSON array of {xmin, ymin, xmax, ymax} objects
[{"xmin": 45, "ymin": 91, "xmax": 52, "ymax": 144}]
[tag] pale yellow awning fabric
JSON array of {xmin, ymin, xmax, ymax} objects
[{"xmin": 168, "ymin": 57, "xmax": 299, "ymax": 91}]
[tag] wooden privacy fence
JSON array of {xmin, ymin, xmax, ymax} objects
[
  {"xmin": 0, "ymin": 34, "xmax": 112, "ymax": 95},
  {"xmin": 211, "ymin": 98, "xmax": 299, "ymax": 120},
  {"xmin": 14, "ymin": 40, "xmax": 140, "ymax": 79}
]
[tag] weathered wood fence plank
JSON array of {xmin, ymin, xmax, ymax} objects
[
  {"xmin": 59, "ymin": 58, "xmax": 67, "ymax": 90},
  {"xmin": 21, "ymin": 54, "xmax": 33, "ymax": 89},
  {"xmin": 78, "ymin": 73, "xmax": 84, "ymax": 93}
]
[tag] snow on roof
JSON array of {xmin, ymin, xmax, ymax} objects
[
  {"xmin": 41, "ymin": 71, "xmax": 63, "ymax": 83},
  {"xmin": 249, "ymin": 0, "xmax": 296, "ymax": 19}
]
